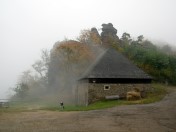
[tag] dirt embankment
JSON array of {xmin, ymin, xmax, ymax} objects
[{"xmin": 0, "ymin": 89, "xmax": 176, "ymax": 132}]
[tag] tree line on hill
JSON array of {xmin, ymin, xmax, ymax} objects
[{"xmin": 11, "ymin": 23, "xmax": 176, "ymax": 102}]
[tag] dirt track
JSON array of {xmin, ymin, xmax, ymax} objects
[{"xmin": 0, "ymin": 89, "xmax": 176, "ymax": 132}]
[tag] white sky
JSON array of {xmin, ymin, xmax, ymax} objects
[{"xmin": 0, "ymin": 0, "xmax": 176, "ymax": 99}]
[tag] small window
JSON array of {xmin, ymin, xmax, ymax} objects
[{"xmin": 104, "ymin": 85, "xmax": 110, "ymax": 90}]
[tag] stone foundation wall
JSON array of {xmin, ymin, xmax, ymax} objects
[{"xmin": 88, "ymin": 83, "xmax": 151, "ymax": 104}]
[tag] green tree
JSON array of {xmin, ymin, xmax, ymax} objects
[
  {"xmin": 121, "ymin": 32, "xmax": 131, "ymax": 44},
  {"xmin": 161, "ymin": 45, "xmax": 172, "ymax": 54},
  {"xmin": 12, "ymin": 70, "xmax": 32, "ymax": 99},
  {"xmin": 137, "ymin": 35, "xmax": 144, "ymax": 43},
  {"xmin": 13, "ymin": 83, "xmax": 29, "ymax": 99},
  {"xmin": 141, "ymin": 40, "xmax": 157, "ymax": 50}
]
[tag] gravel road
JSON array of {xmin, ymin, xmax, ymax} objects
[{"xmin": 0, "ymin": 89, "xmax": 176, "ymax": 132}]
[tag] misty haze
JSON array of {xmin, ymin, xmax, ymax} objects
[{"xmin": 0, "ymin": 0, "xmax": 176, "ymax": 132}]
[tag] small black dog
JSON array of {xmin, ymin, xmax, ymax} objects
[{"xmin": 60, "ymin": 102, "xmax": 64, "ymax": 110}]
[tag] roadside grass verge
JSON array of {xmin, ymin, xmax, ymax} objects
[
  {"xmin": 0, "ymin": 83, "xmax": 168, "ymax": 113},
  {"xmin": 140, "ymin": 83, "xmax": 168, "ymax": 104}
]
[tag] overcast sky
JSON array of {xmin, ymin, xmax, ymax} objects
[{"xmin": 0, "ymin": 0, "xmax": 176, "ymax": 99}]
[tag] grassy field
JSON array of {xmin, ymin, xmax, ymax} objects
[{"xmin": 0, "ymin": 83, "xmax": 169, "ymax": 112}]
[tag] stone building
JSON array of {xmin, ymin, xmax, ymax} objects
[{"xmin": 76, "ymin": 48, "xmax": 152, "ymax": 106}]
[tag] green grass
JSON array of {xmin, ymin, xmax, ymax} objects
[
  {"xmin": 0, "ymin": 83, "xmax": 168, "ymax": 112},
  {"xmin": 41, "ymin": 83, "xmax": 168, "ymax": 111},
  {"xmin": 140, "ymin": 83, "xmax": 168, "ymax": 104},
  {"xmin": 40, "ymin": 100, "xmax": 126, "ymax": 111}
]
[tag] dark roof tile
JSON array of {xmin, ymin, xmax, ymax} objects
[{"xmin": 82, "ymin": 48, "xmax": 152, "ymax": 79}]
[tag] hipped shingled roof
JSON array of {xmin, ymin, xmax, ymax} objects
[{"xmin": 82, "ymin": 48, "xmax": 152, "ymax": 79}]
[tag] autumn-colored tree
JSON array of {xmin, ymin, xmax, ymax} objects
[
  {"xmin": 77, "ymin": 29, "xmax": 91, "ymax": 44},
  {"xmin": 77, "ymin": 28, "xmax": 101, "ymax": 45},
  {"xmin": 90, "ymin": 28, "xmax": 101, "ymax": 45},
  {"xmin": 48, "ymin": 40, "xmax": 94, "ymax": 92},
  {"xmin": 50, "ymin": 40, "xmax": 93, "ymax": 73}
]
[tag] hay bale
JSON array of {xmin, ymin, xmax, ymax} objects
[{"xmin": 126, "ymin": 91, "xmax": 141, "ymax": 101}]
